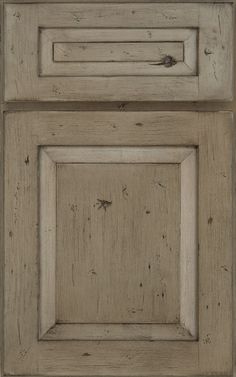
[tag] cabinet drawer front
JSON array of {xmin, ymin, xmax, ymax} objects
[
  {"xmin": 5, "ymin": 3, "xmax": 233, "ymax": 101},
  {"xmin": 4, "ymin": 111, "xmax": 232, "ymax": 376}
]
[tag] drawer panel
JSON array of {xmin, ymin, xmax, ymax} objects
[
  {"xmin": 41, "ymin": 28, "xmax": 197, "ymax": 77},
  {"xmin": 5, "ymin": 3, "xmax": 233, "ymax": 101}
]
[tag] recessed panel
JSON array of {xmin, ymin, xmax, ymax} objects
[
  {"xmin": 39, "ymin": 146, "xmax": 197, "ymax": 341},
  {"xmin": 53, "ymin": 41, "xmax": 184, "ymax": 62},
  {"xmin": 41, "ymin": 28, "xmax": 196, "ymax": 77},
  {"xmin": 56, "ymin": 163, "xmax": 180, "ymax": 324}
]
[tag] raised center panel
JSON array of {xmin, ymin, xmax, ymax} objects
[
  {"xmin": 39, "ymin": 146, "xmax": 197, "ymax": 341},
  {"xmin": 56, "ymin": 163, "xmax": 180, "ymax": 324}
]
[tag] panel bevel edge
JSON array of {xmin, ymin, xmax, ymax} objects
[
  {"xmin": 180, "ymin": 148, "xmax": 198, "ymax": 339},
  {"xmin": 39, "ymin": 148, "xmax": 57, "ymax": 339},
  {"xmin": 183, "ymin": 29, "xmax": 198, "ymax": 75},
  {"xmin": 42, "ymin": 323, "xmax": 195, "ymax": 341},
  {"xmin": 43, "ymin": 146, "xmax": 196, "ymax": 164}
]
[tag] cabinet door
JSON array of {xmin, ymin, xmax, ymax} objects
[
  {"xmin": 4, "ymin": 112, "xmax": 232, "ymax": 376},
  {"xmin": 4, "ymin": 3, "xmax": 233, "ymax": 101}
]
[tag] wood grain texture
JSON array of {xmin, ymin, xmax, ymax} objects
[
  {"xmin": 1, "ymin": 1, "xmax": 236, "ymax": 377},
  {"xmin": 39, "ymin": 149, "xmax": 57, "ymax": 338},
  {"xmin": 4, "ymin": 3, "xmax": 233, "ymax": 101},
  {"xmin": 56, "ymin": 163, "xmax": 180, "ymax": 324},
  {"xmin": 43, "ymin": 146, "xmax": 194, "ymax": 164},
  {"xmin": 180, "ymin": 149, "xmax": 198, "ymax": 338},
  {"xmin": 41, "ymin": 28, "xmax": 196, "ymax": 77},
  {"xmin": 39, "ymin": 146, "xmax": 197, "ymax": 341},
  {"xmin": 198, "ymin": 112, "xmax": 233, "ymax": 374},
  {"xmin": 3, "ymin": 0, "xmax": 234, "ymax": 2},
  {"xmin": 43, "ymin": 323, "xmax": 195, "ymax": 341},
  {"xmin": 0, "ymin": 3, "xmax": 4, "ymax": 377},
  {"xmin": 53, "ymin": 42, "xmax": 184, "ymax": 62},
  {"xmin": 3, "ymin": 111, "xmax": 232, "ymax": 376}
]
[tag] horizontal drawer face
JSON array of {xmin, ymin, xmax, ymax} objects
[{"xmin": 5, "ymin": 3, "xmax": 233, "ymax": 101}]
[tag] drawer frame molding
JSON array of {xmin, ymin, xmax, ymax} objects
[{"xmin": 4, "ymin": 2, "xmax": 233, "ymax": 101}]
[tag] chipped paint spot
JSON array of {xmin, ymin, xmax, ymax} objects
[
  {"xmin": 118, "ymin": 103, "xmax": 126, "ymax": 111},
  {"xmin": 221, "ymin": 265, "xmax": 229, "ymax": 272},
  {"xmin": 70, "ymin": 204, "xmax": 78, "ymax": 213},
  {"xmin": 13, "ymin": 11, "xmax": 21, "ymax": 20},
  {"xmin": 208, "ymin": 216, "xmax": 213, "ymax": 225},
  {"xmin": 122, "ymin": 185, "xmax": 128, "ymax": 200},
  {"xmin": 96, "ymin": 199, "xmax": 112, "ymax": 211},
  {"xmin": 89, "ymin": 269, "xmax": 97, "ymax": 276},
  {"xmin": 204, "ymin": 48, "xmax": 213, "ymax": 56},
  {"xmin": 73, "ymin": 13, "xmax": 81, "ymax": 23},
  {"xmin": 203, "ymin": 334, "xmax": 211, "ymax": 344},
  {"xmin": 72, "ymin": 264, "xmax": 75, "ymax": 287},
  {"xmin": 24, "ymin": 155, "xmax": 29, "ymax": 165}
]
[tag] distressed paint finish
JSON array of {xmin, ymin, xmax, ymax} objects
[
  {"xmin": 4, "ymin": 3, "xmax": 233, "ymax": 101},
  {"xmin": 38, "ymin": 145, "xmax": 197, "ymax": 341},
  {"xmin": 1, "ymin": 1, "xmax": 235, "ymax": 377},
  {"xmin": 3, "ymin": 111, "xmax": 232, "ymax": 376},
  {"xmin": 56, "ymin": 163, "xmax": 181, "ymax": 324},
  {"xmin": 40, "ymin": 28, "xmax": 197, "ymax": 77}
]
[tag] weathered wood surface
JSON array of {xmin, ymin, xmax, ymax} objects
[
  {"xmin": 4, "ymin": 3, "xmax": 233, "ymax": 101},
  {"xmin": 1, "ymin": 1, "xmax": 236, "ymax": 377},
  {"xmin": 3, "ymin": 111, "xmax": 232, "ymax": 375}
]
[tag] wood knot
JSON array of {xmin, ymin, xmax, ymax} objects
[
  {"xmin": 150, "ymin": 55, "xmax": 177, "ymax": 68},
  {"xmin": 162, "ymin": 55, "xmax": 177, "ymax": 68}
]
